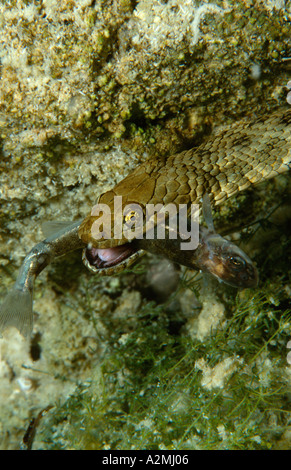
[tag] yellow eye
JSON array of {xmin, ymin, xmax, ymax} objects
[
  {"xmin": 124, "ymin": 210, "xmax": 138, "ymax": 226},
  {"xmin": 122, "ymin": 204, "xmax": 145, "ymax": 239}
]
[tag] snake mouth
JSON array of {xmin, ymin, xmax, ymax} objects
[{"xmin": 82, "ymin": 242, "xmax": 143, "ymax": 275}]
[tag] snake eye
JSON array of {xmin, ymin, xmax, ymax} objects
[
  {"xmin": 122, "ymin": 203, "xmax": 145, "ymax": 240},
  {"xmin": 124, "ymin": 210, "xmax": 138, "ymax": 227},
  {"xmin": 227, "ymin": 256, "xmax": 246, "ymax": 271}
]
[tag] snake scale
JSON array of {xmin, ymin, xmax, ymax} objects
[
  {"xmin": 79, "ymin": 108, "xmax": 291, "ymax": 246},
  {"xmin": 0, "ymin": 107, "xmax": 290, "ymax": 337}
]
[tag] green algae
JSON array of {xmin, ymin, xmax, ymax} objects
[{"xmin": 39, "ymin": 273, "xmax": 291, "ymax": 450}]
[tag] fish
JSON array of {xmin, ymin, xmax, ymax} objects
[
  {"xmin": 0, "ymin": 197, "xmax": 257, "ymax": 337},
  {"xmin": 0, "ymin": 221, "xmax": 84, "ymax": 337}
]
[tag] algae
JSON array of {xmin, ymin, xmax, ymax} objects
[{"xmin": 36, "ymin": 269, "xmax": 291, "ymax": 450}]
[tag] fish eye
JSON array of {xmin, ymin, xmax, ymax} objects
[{"xmin": 227, "ymin": 255, "xmax": 246, "ymax": 271}]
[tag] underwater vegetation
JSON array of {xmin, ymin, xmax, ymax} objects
[
  {"xmin": 39, "ymin": 286, "xmax": 291, "ymax": 450},
  {"xmin": 35, "ymin": 215, "xmax": 291, "ymax": 450}
]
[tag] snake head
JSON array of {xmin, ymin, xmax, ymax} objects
[
  {"xmin": 79, "ymin": 196, "xmax": 147, "ymax": 274},
  {"xmin": 197, "ymin": 232, "xmax": 258, "ymax": 288}
]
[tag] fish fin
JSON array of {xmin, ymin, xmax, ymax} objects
[
  {"xmin": 0, "ymin": 288, "xmax": 33, "ymax": 338},
  {"xmin": 41, "ymin": 220, "xmax": 76, "ymax": 238},
  {"xmin": 202, "ymin": 193, "xmax": 215, "ymax": 232}
]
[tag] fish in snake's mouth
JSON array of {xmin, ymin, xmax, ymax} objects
[{"xmin": 82, "ymin": 229, "xmax": 259, "ymax": 289}]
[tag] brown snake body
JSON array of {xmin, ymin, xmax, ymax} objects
[{"xmin": 79, "ymin": 108, "xmax": 291, "ymax": 246}]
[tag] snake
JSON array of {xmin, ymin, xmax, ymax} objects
[{"xmin": 0, "ymin": 107, "xmax": 290, "ymax": 337}]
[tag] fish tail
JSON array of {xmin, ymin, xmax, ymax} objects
[{"xmin": 0, "ymin": 287, "xmax": 33, "ymax": 338}]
